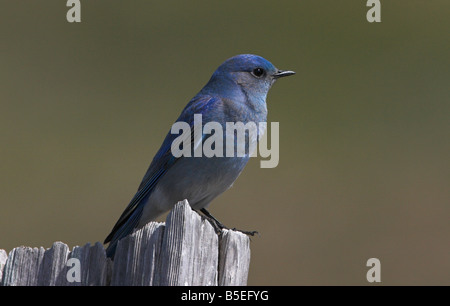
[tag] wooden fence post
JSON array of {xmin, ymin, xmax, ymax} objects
[{"xmin": 0, "ymin": 200, "xmax": 251, "ymax": 286}]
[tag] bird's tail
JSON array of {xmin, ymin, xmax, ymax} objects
[
  {"xmin": 104, "ymin": 206, "xmax": 143, "ymax": 259},
  {"xmin": 105, "ymin": 241, "xmax": 118, "ymax": 259}
]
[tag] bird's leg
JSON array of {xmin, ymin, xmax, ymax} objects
[
  {"xmin": 200, "ymin": 208, "xmax": 226, "ymax": 234},
  {"xmin": 200, "ymin": 208, "xmax": 258, "ymax": 237}
]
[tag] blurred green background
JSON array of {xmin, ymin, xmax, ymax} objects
[{"xmin": 0, "ymin": 1, "xmax": 449, "ymax": 285}]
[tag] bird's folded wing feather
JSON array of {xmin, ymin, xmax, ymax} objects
[{"xmin": 104, "ymin": 95, "xmax": 219, "ymax": 244}]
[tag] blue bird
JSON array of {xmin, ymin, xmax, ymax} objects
[{"xmin": 104, "ymin": 54, "xmax": 294, "ymax": 258}]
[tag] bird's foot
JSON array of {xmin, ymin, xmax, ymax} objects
[
  {"xmin": 199, "ymin": 208, "xmax": 259, "ymax": 237},
  {"xmin": 231, "ymin": 228, "xmax": 259, "ymax": 236}
]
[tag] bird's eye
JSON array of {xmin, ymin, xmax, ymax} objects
[{"xmin": 251, "ymin": 68, "xmax": 265, "ymax": 78}]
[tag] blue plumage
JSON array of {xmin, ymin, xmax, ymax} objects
[{"xmin": 104, "ymin": 54, "xmax": 294, "ymax": 258}]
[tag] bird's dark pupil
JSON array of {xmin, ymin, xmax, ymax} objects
[{"xmin": 253, "ymin": 68, "xmax": 263, "ymax": 77}]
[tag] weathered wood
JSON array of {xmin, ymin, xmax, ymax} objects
[
  {"xmin": 0, "ymin": 200, "xmax": 251, "ymax": 286},
  {"xmin": 218, "ymin": 229, "xmax": 251, "ymax": 286},
  {"xmin": 160, "ymin": 200, "xmax": 219, "ymax": 286},
  {"xmin": 110, "ymin": 222, "xmax": 164, "ymax": 285},
  {"xmin": 68, "ymin": 242, "xmax": 110, "ymax": 286},
  {"xmin": 1, "ymin": 246, "xmax": 46, "ymax": 286},
  {"xmin": 0, "ymin": 242, "xmax": 110, "ymax": 286},
  {"xmin": 0, "ymin": 249, "xmax": 7, "ymax": 281}
]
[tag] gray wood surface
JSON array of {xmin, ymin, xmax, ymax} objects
[
  {"xmin": 219, "ymin": 229, "xmax": 251, "ymax": 286},
  {"xmin": 0, "ymin": 249, "xmax": 7, "ymax": 281},
  {"xmin": 0, "ymin": 200, "xmax": 251, "ymax": 286}
]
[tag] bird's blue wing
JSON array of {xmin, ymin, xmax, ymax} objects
[{"xmin": 104, "ymin": 95, "xmax": 219, "ymax": 255}]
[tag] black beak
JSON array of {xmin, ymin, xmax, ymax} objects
[{"xmin": 273, "ymin": 70, "xmax": 296, "ymax": 79}]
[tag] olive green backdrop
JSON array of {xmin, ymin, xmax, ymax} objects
[{"xmin": 1, "ymin": 1, "xmax": 449, "ymax": 285}]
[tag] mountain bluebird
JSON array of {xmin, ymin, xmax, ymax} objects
[{"xmin": 104, "ymin": 54, "xmax": 294, "ymax": 258}]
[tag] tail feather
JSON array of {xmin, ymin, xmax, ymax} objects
[{"xmin": 105, "ymin": 206, "xmax": 143, "ymax": 258}]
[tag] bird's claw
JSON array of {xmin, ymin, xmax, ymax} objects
[{"xmin": 231, "ymin": 228, "xmax": 259, "ymax": 236}]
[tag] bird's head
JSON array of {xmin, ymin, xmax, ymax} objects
[{"xmin": 206, "ymin": 54, "xmax": 295, "ymax": 100}]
